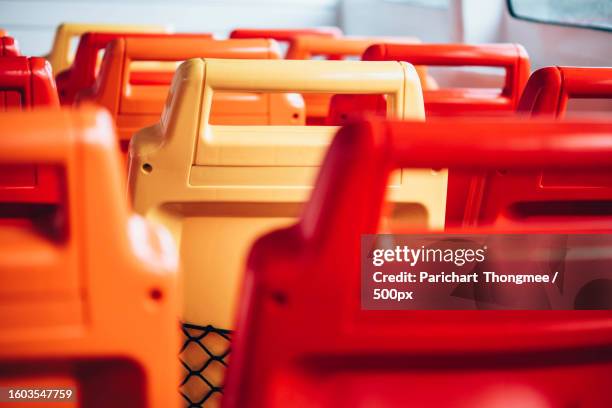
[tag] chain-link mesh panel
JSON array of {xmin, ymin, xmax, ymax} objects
[{"xmin": 180, "ymin": 323, "xmax": 231, "ymax": 407}]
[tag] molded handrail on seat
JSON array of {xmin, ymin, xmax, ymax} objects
[
  {"xmin": 518, "ymin": 66, "xmax": 612, "ymax": 117},
  {"xmin": 137, "ymin": 58, "xmax": 424, "ymax": 176},
  {"xmin": 329, "ymin": 43, "xmax": 530, "ymax": 124},
  {"xmin": 44, "ymin": 22, "xmax": 168, "ymax": 75},
  {"xmin": 56, "ymin": 32, "xmax": 213, "ymax": 104},
  {"xmin": 223, "ymin": 118, "xmax": 612, "ymax": 408}
]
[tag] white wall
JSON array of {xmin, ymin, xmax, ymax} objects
[
  {"xmin": 341, "ymin": 0, "xmax": 612, "ymax": 68},
  {"xmin": 340, "ymin": 0, "xmax": 456, "ymax": 42},
  {"xmin": 0, "ymin": 0, "xmax": 340, "ymax": 56},
  {"xmin": 3, "ymin": 0, "xmax": 611, "ymax": 73},
  {"xmin": 503, "ymin": 7, "xmax": 612, "ymax": 69}
]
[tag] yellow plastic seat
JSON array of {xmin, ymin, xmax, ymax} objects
[
  {"xmin": 45, "ymin": 22, "xmax": 168, "ymax": 75},
  {"xmin": 128, "ymin": 58, "xmax": 446, "ymax": 404},
  {"xmin": 129, "ymin": 58, "xmax": 446, "ymax": 329}
]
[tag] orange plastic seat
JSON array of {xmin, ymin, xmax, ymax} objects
[
  {"xmin": 0, "ymin": 36, "xmax": 19, "ymax": 56},
  {"xmin": 224, "ymin": 119, "xmax": 612, "ymax": 408},
  {"xmin": 0, "ymin": 107, "xmax": 180, "ymax": 408},
  {"xmin": 44, "ymin": 22, "xmax": 168, "ymax": 75},
  {"xmin": 76, "ymin": 36, "xmax": 303, "ymax": 156},
  {"xmin": 518, "ymin": 66, "xmax": 612, "ymax": 117},
  {"xmin": 329, "ymin": 43, "xmax": 530, "ymax": 124},
  {"xmin": 229, "ymin": 27, "xmax": 342, "ymax": 43},
  {"xmin": 284, "ymin": 36, "xmax": 423, "ymax": 124},
  {"xmin": 56, "ymin": 32, "xmax": 213, "ymax": 104},
  {"xmin": 0, "ymin": 56, "xmax": 59, "ymax": 110}
]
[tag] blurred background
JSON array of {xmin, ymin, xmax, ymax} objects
[{"xmin": 2, "ymin": 0, "xmax": 611, "ymax": 69}]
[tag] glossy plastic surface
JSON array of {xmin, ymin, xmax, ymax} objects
[
  {"xmin": 224, "ymin": 119, "xmax": 612, "ymax": 408},
  {"xmin": 128, "ymin": 57, "xmax": 439, "ymax": 330},
  {"xmin": 329, "ymin": 43, "xmax": 531, "ymax": 124},
  {"xmin": 76, "ymin": 36, "xmax": 303, "ymax": 156},
  {"xmin": 128, "ymin": 57, "xmax": 433, "ymax": 405},
  {"xmin": 0, "ymin": 56, "xmax": 59, "ymax": 110},
  {"xmin": 518, "ymin": 66, "xmax": 612, "ymax": 117},
  {"xmin": 285, "ymin": 36, "xmax": 423, "ymax": 124},
  {"xmin": 331, "ymin": 44, "xmax": 530, "ymax": 227},
  {"xmin": 56, "ymin": 32, "xmax": 213, "ymax": 104},
  {"xmin": 0, "ymin": 107, "xmax": 180, "ymax": 408},
  {"xmin": 0, "ymin": 36, "xmax": 19, "ymax": 56},
  {"xmin": 44, "ymin": 22, "xmax": 168, "ymax": 75}
]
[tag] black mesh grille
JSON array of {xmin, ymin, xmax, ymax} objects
[{"xmin": 180, "ymin": 323, "xmax": 231, "ymax": 407}]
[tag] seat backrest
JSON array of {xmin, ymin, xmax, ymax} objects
[
  {"xmin": 76, "ymin": 36, "xmax": 304, "ymax": 155},
  {"xmin": 339, "ymin": 44, "xmax": 528, "ymax": 227},
  {"xmin": 284, "ymin": 36, "xmax": 423, "ymax": 124},
  {"xmin": 456, "ymin": 67, "xmax": 612, "ymax": 228},
  {"xmin": 56, "ymin": 32, "xmax": 213, "ymax": 104},
  {"xmin": 224, "ymin": 119, "xmax": 612, "ymax": 408},
  {"xmin": 44, "ymin": 22, "xmax": 168, "ymax": 75},
  {"xmin": 0, "ymin": 107, "xmax": 180, "ymax": 408},
  {"xmin": 518, "ymin": 66, "xmax": 612, "ymax": 117},
  {"xmin": 129, "ymin": 57, "xmax": 432, "ymax": 326},
  {"xmin": 329, "ymin": 43, "xmax": 530, "ymax": 124},
  {"xmin": 0, "ymin": 57, "xmax": 60, "ymax": 207},
  {"xmin": 0, "ymin": 56, "xmax": 59, "ymax": 110},
  {"xmin": 128, "ymin": 57, "xmax": 438, "ymax": 405},
  {"xmin": 0, "ymin": 36, "xmax": 19, "ymax": 56}
]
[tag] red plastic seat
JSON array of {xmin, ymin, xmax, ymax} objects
[
  {"xmin": 518, "ymin": 66, "xmax": 612, "ymax": 117},
  {"xmin": 56, "ymin": 32, "xmax": 213, "ymax": 104},
  {"xmin": 329, "ymin": 43, "xmax": 530, "ymax": 124},
  {"xmin": 0, "ymin": 56, "xmax": 60, "ymax": 205},
  {"xmin": 443, "ymin": 66, "xmax": 612, "ymax": 228},
  {"xmin": 0, "ymin": 36, "xmax": 19, "ymax": 56},
  {"xmin": 0, "ymin": 107, "xmax": 180, "ymax": 408},
  {"xmin": 327, "ymin": 44, "xmax": 531, "ymax": 227},
  {"xmin": 0, "ymin": 56, "xmax": 59, "ymax": 110},
  {"xmin": 449, "ymin": 67, "xmax": 612, "ymax": 227},
  {"xmin": 224, "ymin": 119, "xmax": 612, "ymax": 408}
]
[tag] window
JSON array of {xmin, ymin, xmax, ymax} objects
[{"xmin": 508, "ymin": 0, "xmax": 612, "ymax": 32}]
